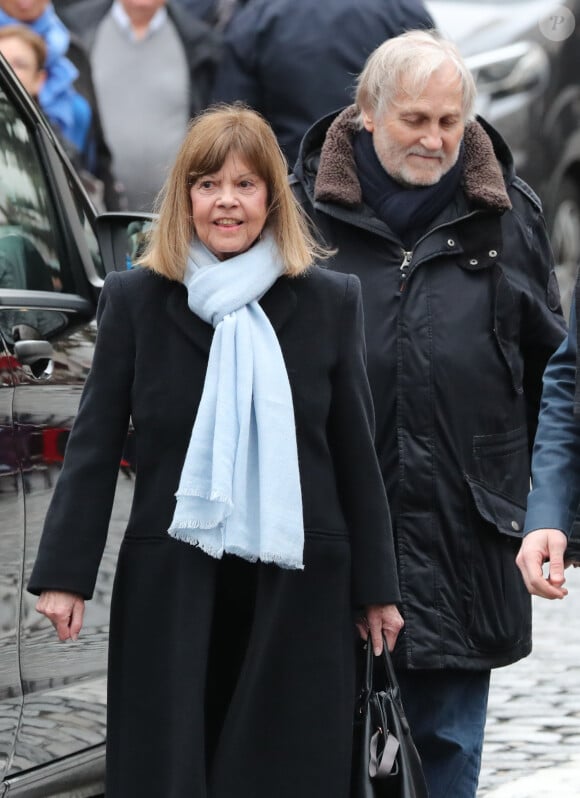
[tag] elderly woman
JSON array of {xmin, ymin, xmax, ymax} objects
[{"xmin": 28, "ymin": 104, "xmax": 403, "ymax": 798}]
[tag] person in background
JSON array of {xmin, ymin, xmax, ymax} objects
[
  {"xmin": 55, "ymin": 0, "xmax": 222, "ymax": 29},
  {"xmin": 516, "ymin": 275, "xmax": 580, "ymax": 598},
  {"xmin": 0, "ymin": 0, "xmax": 123, "ymax": 209},
  {"xmin": 0, "ymin": 23, "xmax": 46, "ymax": 100},
  {"xmin": 210, "ymin": 0, "xmax": 434, "ymax": 167},
  {"xmin": 0, "ymin": 24, "xmax": 107, "ymax": 208},
  {"xmin": 78, "ymin": 0, "xmax": 221, "ymax": 212},
  {"xmin": 291, "ymin": 29, "xmax": 567, "ymax": 798},
  {"xmin": 28, "ymin": 103, "xmax": 403, "ymax": 798}
]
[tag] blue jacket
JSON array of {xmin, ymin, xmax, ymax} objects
[{"xmin": 524, "ymin": 301, "xmax": 580, "ymax": 537}]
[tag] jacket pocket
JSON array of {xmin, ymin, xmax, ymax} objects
[
  {"xmin": 471, "ymin": 426, "xmax": 530, "ymax": 504},
  {"xmin": 465, "ymin": 474, "xmax": 525, "ymax": 538},
  {"xmin": 462, "ymin": 476, "xmax": 531, "ymax": 652}
]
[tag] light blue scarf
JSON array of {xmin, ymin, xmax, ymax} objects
[{"xmin": 168, "ymin": 233, "xmax": 304, "ymax": 570}]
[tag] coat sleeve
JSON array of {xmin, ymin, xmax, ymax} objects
[
  {"xmin": 517, "ymin": 202, "xmax": 568, "ymax": 450},
  {"xmin": 524, "ymin": 300, "xmax": 580, "ymax": 536},
  {"xmin": 327, "ymin": 274, "xmax": 401, "ymax": 607},
  {"xmin": 27, "ymin": 271, "xmax": 135, "ymax": 599}
]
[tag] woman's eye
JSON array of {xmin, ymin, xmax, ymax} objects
[
  {"xmin": 199, "ymin": 180, "xmax": 214, "ymax": 189},
  {"xmin": 239, "ymin": 180, "xmax": 255, "ymax": 189}
]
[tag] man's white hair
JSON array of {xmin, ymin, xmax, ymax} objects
[{"xmin": 355, "ymin": 29, "xmax": 476, "ymax": 125}]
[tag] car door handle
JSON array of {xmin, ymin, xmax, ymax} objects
[{"xmin": 14, "ymin": 339, "xmax": 54, "ymax": 378}]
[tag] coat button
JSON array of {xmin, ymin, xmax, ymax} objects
[
  {"xmin": 447, "ymin": 238, "xmax": 455, "ymax": 247},
  {"xmin": 470, "ymin": 258, "xmax": 478, "ymax": 265},
  {"xmin": 489, "ymin": 250, "xmax": 498, "ymax": 257},
  {"xmin": 511, "ymin": 520, "xmax": 521, "ymax": 531}
]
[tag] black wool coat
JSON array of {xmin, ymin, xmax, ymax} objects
[{"xmin": 28, "ymin": 264, "xmax": 400, "ymax": 798}]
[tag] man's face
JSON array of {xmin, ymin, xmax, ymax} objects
[
  {"xmin": 362, "ymin": 61, "xmax": 465, "ymax": 187},
  {"xmin": 0, "ymin": 0, "xmax": 49, "ymax": 22}
]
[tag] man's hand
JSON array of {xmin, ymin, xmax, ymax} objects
[
  {"xmin": 36, "ymin": 590, "xmax": 85, "ymax": 641},
  {"xmin": 516, "ymin": 528, "xmax": 569, "ymax": 599},
  {"xmin": 356, "ymin": 603, "xmax": 404, "ymax": 654}
]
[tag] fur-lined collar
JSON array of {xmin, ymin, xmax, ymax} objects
[{"xmin": 314, "ymin": 105, "xmax": 512, "ymax": 212}]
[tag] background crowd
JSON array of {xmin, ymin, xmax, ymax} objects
[{"xmin": 0, "ymin": 0, "xmax": 434, "ymax": 210}]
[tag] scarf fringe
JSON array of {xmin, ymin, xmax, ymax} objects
[
  {"xmin": 167, "ymin": 528, "xmax": 223, "ymax": 557},
  {"xmin": 166, "ymin": 530, "xmax": 304, "ymax": 570},
  {"xmin": 227, "ymin": 546, "xmax": 304, "ymax": 571}
]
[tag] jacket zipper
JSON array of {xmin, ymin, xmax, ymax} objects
[{"xmin": 400, "ymin": 250, "xmax": 412, "ymax": 291}]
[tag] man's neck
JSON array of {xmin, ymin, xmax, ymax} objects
[{"xmin": 113, "ymin": 1, "xmax": 167, "ymax": 41}]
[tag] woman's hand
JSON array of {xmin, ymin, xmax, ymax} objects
[
  {"xmin": 36, "ymin": 590, "xmax": 85, "ymax": 641},
  {"xmin": 356, "ymin": 604, "xmax": 404, "ymax": 654}
]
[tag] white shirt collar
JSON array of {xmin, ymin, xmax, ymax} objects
[{"xmin": 111, "ymin": 1, "xmax": 168, "ymax": 42}]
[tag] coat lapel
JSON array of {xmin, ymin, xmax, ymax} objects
[
  {"xmin": 165, "ymin": 276, "xmax": 298, "ymax": 354},
  {"xmin": 166, "ymin": 280, "xmax": 213, "ymax": 355},
  {"xmin": 260, "ymin": 277, "xmax": 297, "ymax": 334}
]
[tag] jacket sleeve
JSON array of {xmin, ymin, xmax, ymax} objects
[
  {"xmin": 516, "ymin": 199, "xmax": 568, "ymax": 451},
  {"xmin": 327, "ymin": 274, "xmax": 401, "ymax": 607},
  {"xmin": 524, "ymin": 300, "xmax": 580, "ymax": 536},
  {"xmin": 27, "ymin": 271, "xmax": 135, "ymax": 599}
]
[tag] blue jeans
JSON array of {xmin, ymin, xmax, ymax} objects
[{"xmin": 396, "ymin": 669, "xmax": 491, "ymax": 798}]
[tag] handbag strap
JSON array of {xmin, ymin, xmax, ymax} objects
[
  {"xmin": 363, "ymin": 634, "xmax": 411, "ymax": 735},
  {"xmin": 369, "ymin": 728, "xmax": 400, "ymax": 778}
]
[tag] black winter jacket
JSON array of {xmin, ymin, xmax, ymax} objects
[
  {"xmin": 210, "ymin": 0, "xmax": 433, "ymax": 166},
  {"xmin": 293, "ymin": 106, "xmax": 567, "ymax": 670}
]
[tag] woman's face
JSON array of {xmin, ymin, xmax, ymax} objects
[
  {"xmin": 189, "ymin": 152, "xmax": 269, "ymax": 261},
  {"xmin": 0, "ymin": 36, "xmax": 45, "ymax": 97}
]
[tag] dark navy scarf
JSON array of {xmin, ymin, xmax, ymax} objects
[{"xmin": 353, "ymin": 129, "xmax": 464, "ymax": 247}]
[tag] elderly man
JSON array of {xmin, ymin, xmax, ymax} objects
[{"xmin": 292, "ymin": 29, "xmax": 566, "ymax": 798}]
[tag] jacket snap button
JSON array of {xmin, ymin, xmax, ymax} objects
[
  {"xmin": 470, "ymin": 258, "xmax": 478, "ymax": 265},
  {"xmin": 511, "ymin": 520, "xmax": 520, "ymax": 531},
  {"xmin": 489, "ymin": 250, "xmax": 498, "ymax": 257},
  {"xmin": 447, "ymin": 239, "xmax": 455, "ymax": 247}
]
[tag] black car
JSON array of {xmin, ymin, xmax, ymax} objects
[
  {"xmin": 0, "ymin": 52, "xmax": 150, "ymax": 796},
  {"xmin": 427, "ymin": 0, "xmax": 580, "ymax": 316}
]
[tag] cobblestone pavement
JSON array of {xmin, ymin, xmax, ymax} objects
[{"xmin": 478, "ymin": 568, "xmax": 580, "ymax": 796}]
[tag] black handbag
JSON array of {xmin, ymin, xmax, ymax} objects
[{"xmin": 351, "ymin": 636, "xmax": 429, "ymax": 798}]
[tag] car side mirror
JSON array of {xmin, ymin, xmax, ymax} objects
[{"xmin": 95, "ymin": 212, "xmax": 156, "ymax": 274}]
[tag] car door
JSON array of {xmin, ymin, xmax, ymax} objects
[
  {"xmin": 0, "ymin": 330, "xmax": 24, "ymax": 790},
  {"xmin": 0, "ymin": 56, "xmax": 131, "ymax": 795}
]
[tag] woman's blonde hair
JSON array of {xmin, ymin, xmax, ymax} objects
[{"xmin": 138, "ymin": 103, "xmax": 326, "ymax": 279}]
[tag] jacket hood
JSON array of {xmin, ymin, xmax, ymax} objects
[{"xmin": 294, "ymin": 104, "xmax": 514, "ymax": 213}]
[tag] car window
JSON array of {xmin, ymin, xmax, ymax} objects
[
  {"xmin": 0, "ymin": 86, "xmax": 66, "ymax": 293},
  {"xmin": 63, "ymin": 166, "xmax": 106, "ymax": 281}
]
